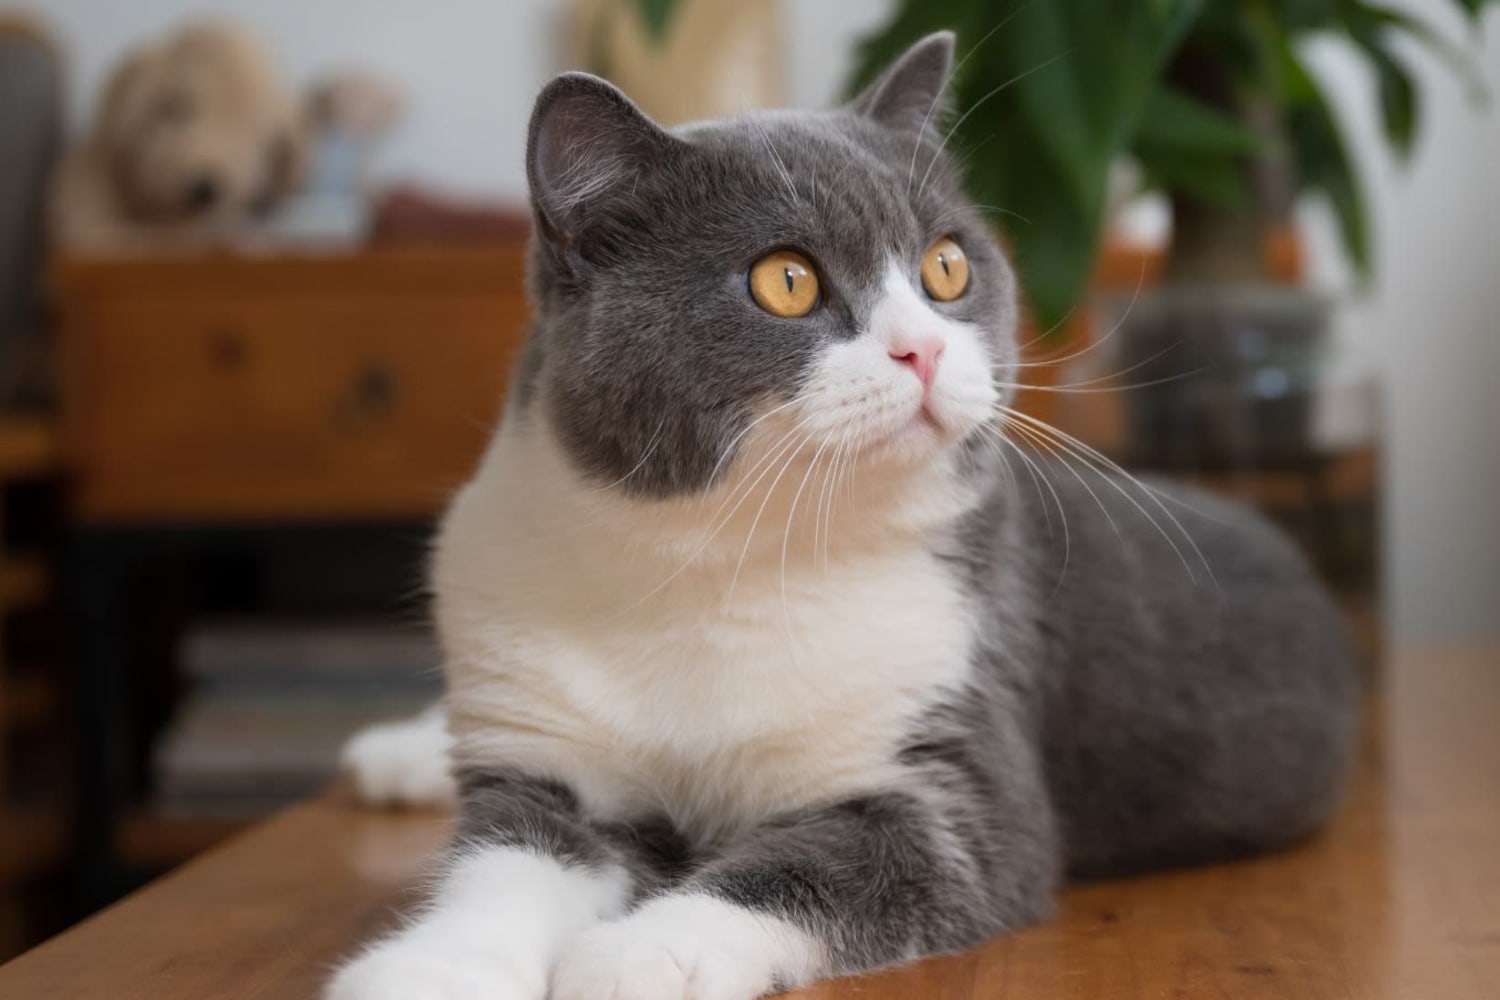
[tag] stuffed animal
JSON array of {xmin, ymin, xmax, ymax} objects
[{"xmin": 52, "ymin": 21, "xmax": 309, "ymax": 248}]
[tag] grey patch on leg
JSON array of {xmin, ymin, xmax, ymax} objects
[
  {"xmin": 680, "ymin": 689, "xmax": 1062, "ymax": 978},
  {"xmin": 454, "ymin": 769, "xmax": 684, "ymax": 896}
]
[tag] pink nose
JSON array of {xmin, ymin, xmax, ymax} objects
[{"xmin": 889, "ymin": 335, "xmax": 945, "ymax": 389}]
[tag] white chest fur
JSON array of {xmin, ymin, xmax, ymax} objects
[{"xmin": 434, "ymin": 417, "xmax": 978, "ymax": 844}]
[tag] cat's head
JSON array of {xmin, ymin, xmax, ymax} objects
[{"xmin": 517, "ymin": 33, "xmax": 1018, "ymax": 507}]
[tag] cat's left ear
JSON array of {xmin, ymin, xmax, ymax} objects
[
  {"xmin": 849, "ymin": 31, "xmax": 955, "ymax": 136},
  {"xmin": 526, "ymin": 72, "xmax": 683, "ymax": 256}
]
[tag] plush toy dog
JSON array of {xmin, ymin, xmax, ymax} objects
[{"xmin": 52, "ymin": 21, "xmax": 307, "ymax": 248}]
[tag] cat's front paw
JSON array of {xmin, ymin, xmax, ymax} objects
[
  {"xmin": 551, "ymin": 896, "xmax": 820, "ymax": 1000},
  {"xmin": 551, "ymin": 925, "xmax": 744, "ymax": 1000},
  {"xmin": 341, "ymin": 706, "xmax": 457, "ymax": 809},
  {"xmin": 326, "ymin": 937, "xmax": 541, "ymax": 1000}
]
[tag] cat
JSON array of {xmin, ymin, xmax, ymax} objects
[{"xmin": 329, "ymin": 32, "xmax": 1358, "ymax": 1000}]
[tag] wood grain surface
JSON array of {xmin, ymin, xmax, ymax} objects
[
  {"xmin": 1, "ymin": 647, "xmax": 1495, "ymax": 998},
  {"xmin": 55, "ymin": 247, "xmax": 530, "ymax": 523}
]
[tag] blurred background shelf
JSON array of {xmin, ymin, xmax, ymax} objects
[
  {"xmin": 113, "ymin": 813, "xmax": 250, "ymax": 872},
  {"xmin": 0, "ymin": 808, "xmax": 68, "ymax": 888},
  {"xmin": 0, "ymin": 416, "xmax": 66, "ymax": 960},
  {"xmin": 0, "ymin": 559, "xmax": 49, "ymax": 613},
  {"xmin": 0, "ymin": 420, "xmax": 57, "ymax": 481},
  {"xmin": 1, "ymin": 670, "xmax": 55, "ymax": 731}
]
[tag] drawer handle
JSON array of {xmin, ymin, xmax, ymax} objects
[
  {"xmin": 333, "ymin": 363, "xmax": 398, "ymax": 431},
  {"xmin": 209, "ymin": 330, "xmax": 248, "ymax": 369}
]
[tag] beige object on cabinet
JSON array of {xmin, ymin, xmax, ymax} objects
[{"xmin": 568, "ymin": 0, "xmax": 784, "ymax": 125}]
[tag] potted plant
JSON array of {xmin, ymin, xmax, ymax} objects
[
  {"xmin": 637, "ymin": 0, "xmax": 1491, "ymax": 471},
  {"xmin": 848, "ymin": 1, "xmax": 1496, "ymax": 473},
  {"xmin": 851, "ymin": 5, "xmax": 1494, "ymax": 660}
]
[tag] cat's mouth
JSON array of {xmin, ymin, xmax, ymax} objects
[
  {"xmin": 855, "ymin": 371, "xmax": 999, "ymax": 463},
  {"xmin": 856, "ymin": 400, "xmax": 963, "ymax": 461}
]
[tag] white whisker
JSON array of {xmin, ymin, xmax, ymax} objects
[
  {"xmin": 748, "ymin": 113, "xmax": 799, "ymax": 205},
  {"xmin": 992, "ymin": 365, "xmax": 1203, "ymax": 396},
  {"xmin": 780, "ymin": 433, "xmax": 834, "ymax": 642},
  {"xmin": 998, "ymin": 406, "xmax": 1219, "ymax": 592},
  {"xmin": 1005, "ymin": 420, "xmax": 1125, "ymax": 547},
  {"xmin": 918, "ymin": 52, "xmax": 1067, "ymax": 201},
  {"xmin": 704, "ymin": 394, "xmax": 808, "ymax": 490},
  {"xmin": 634, "ymin": 411, "xmax": 820, "ymax": 608},
  {"xmin": 726, "ymin": 429, "xmax": 815, "ymax": 604},
  {"xmin": 979, "ymin": 424, "xmax": 1070, "ymax": 592},
  {"xmin": 1006, "ymin": 259, "xmax": 1149, "ymax": 372},
  {"xmin": 904, "ymin": 10, "xmax": 1032, "ymax": 194},
  {"xmin": 589, "ymin": 414, "xmax": 668, "ymax": 493}
]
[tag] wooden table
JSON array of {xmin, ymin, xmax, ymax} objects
[{"xmin": 3, "ymin": 648, "xmax": 1493, "ymax": 999}]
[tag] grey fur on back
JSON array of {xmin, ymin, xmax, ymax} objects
[{"xmin": 450, "ymin": 29, "xmax": 1359, "ymax": 986}]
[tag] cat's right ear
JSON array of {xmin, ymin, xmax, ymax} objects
[
  {"xmin": 849, "ymin": 32, "xmax": 955, "ymax": 137},
  {"xmin": 526, "ymin": 73, "xmax": 680, "ymax": 258}
]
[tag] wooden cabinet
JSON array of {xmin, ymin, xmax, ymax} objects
[{"xmin": 56, "ymin": 247, "xmax": 532, "ymax": 523}]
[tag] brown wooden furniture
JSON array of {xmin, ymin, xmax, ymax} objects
[
  {"xmin": 56, "ymin": 246, "xmax": 532, "ymax": 524},
  {"xmin": 0, "ymin": 646, "xmax": 1492, "ymax": 998}
]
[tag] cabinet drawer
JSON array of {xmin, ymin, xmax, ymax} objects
[{"xmin": 65, "ymin": 294, "xmax": 524, "ymax": 521}]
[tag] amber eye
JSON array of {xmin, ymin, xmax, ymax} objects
[
  {"xmin": 749, "ymin": 250, "xmax": 820, "ymax": 318},
  {"xmin": 921, "ymin": 237, "xmax": 970, "ymax": 302}
]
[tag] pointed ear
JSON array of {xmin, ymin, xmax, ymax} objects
[
  {"xmin": 850, "ymin": 31, "xmax": 955, "ymax": 136},
  {"xmin": 526, "ymin": 72, "xmax": 680, "ymax": 252}
]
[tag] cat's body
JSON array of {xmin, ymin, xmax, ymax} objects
[{"xmin": 331, "ymin": 34, "xmax": 1357, "ymax": 1000}]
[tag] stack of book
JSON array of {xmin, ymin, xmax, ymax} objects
[{"xmin": 153, "ymin": 620, "xmax": 443, "ymax": 818}]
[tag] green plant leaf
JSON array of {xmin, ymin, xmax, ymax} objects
[
  {"xmin": 1338, "ymin": 3, "xmax": 1419, "ymax": 156},
  {"xmin": 1135, "ymin": 87, "xmax": 1264, "ymax": 155},
  {"xmin": 1142, "ymin": 153, "xmax": 1253, "ymax": 206},
  {"xmin": 1132, "ymin": 88, "xmax": 1261, "ymax": 206},
  {"xmin": 1284, "ymin": 49, "xmax": 1373, "ymax": 274},
  {"xmin": 1273, "ymin": 0, "xmax": 1342, "ymax": 30},
  {"xmin": 636, "ymin": 0, "xmax": 678, "ymax": 43},
  {"xmin": 1372, "ymin": 45, "xmax": 1418, "ymax": 156},
  {"xmin": 1453, "ymin": 0, "xmax": 1500, "ymax": 23},
  {"xmin": 963, "ymin": 130, "xmax": 1105, "ymax": 335},
  {"xmin": 1356, "ymin": 2, "xmax": 1489, "ymax": 103},
  {"xmin": 991, "ymin": 1, "xmax": 1200, "ymax": 208}
]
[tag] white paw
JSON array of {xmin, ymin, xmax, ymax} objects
[
  {"xmin": 326, "ymin": 936, "xmax": 539, "ymax": 1000},
  {"xmin": 551, "ymin": 896, "xmax": 821, "ymax": 1000},
  {"xmin": 552, "ymin": 923, "xmax": 749, "ymax": 1000},
  {"xmin": 342, "ymin": 705, "xmax": 458, "ymax": 809}
]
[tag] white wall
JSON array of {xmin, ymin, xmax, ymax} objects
[
  {"xmin": 32, "ymin": 0, "xmax": 892, "ymax": 199},
  {"xmin": 1303, "ymin": 2, "xmax": 1500, "ymax": 643},
  {"xmin": 30, "ymin": 0, "xmax": 1500, "ymax": 641}
]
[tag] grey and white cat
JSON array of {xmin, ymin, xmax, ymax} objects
[{"xmin": 330, "ymin": 33, "xmax": 1358, "ymax": 1000}]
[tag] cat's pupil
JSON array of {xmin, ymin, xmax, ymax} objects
[
  {"xmin": 784, "ymin": 269, "xmax": 795, "ymax": 293},
  {"xmin": 940, "ymin": 254, "xmax": 951, "ymax": 277}
]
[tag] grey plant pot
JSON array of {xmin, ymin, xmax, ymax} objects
[{"xmin": 1092, "ymin": 286, "xmax": 1334, "ymax": 473}]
